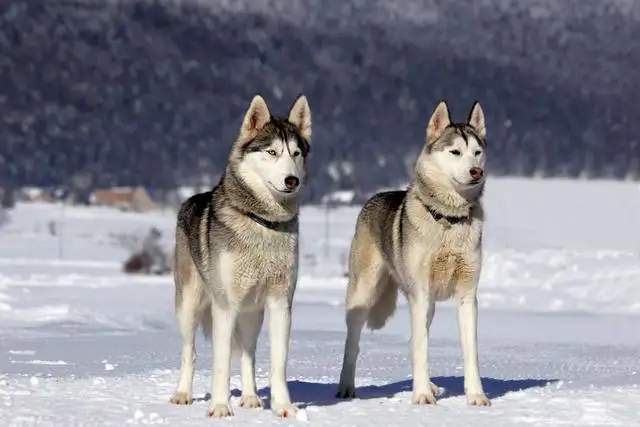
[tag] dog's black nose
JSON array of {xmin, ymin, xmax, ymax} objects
[
  {"xmin": 284, "ymin": 176, "xmax": 300, "ymax": 190},
  {"xmin": 469, "ymin": 167, "xmax": 484, "ymax": 180}
]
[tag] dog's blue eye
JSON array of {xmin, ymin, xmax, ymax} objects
[
  {"xmin": 474, "ymin": 150, "xmax": 482, "ymax": 156},
  {"xmin": 266, "ymin": 150, "xmax": 277, "ymax": 156},
  {"xmin": 292, "ymin": 151, "xmax": 301, "ymax": 157},
  {"xmin": 450, "ymin": 150, "xmax": 461, "ymax": 156}
]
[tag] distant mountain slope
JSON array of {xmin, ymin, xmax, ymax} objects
[{"xmin": 0, "ymin": 0, "xmax": 638, "ymax": 202}]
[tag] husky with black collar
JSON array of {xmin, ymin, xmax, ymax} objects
[
  {"xmin": 169, "ymin": 94, "xmax": 312, "ymax": 418},
  {"xmin": 336, "ymin": 101, "xmax": 491, "ymax": 407}
]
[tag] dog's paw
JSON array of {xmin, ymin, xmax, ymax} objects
[
  {"xmin": 430, "ymin": 381, "xmax": 442, "ymax": 397},
  {"xmin": 335, "ymin": 384, "xmax": 356, "ymax": 399},
  {"xmin": 169, "ymin": 391, "xmax": 193, "ymax": 405},
  {"xmin": 271, "ymin": 401, "xmax": 299, "ymax": 418},
  {"xmin": 412, "ymin": 391, "xmax": 437, "ymax": 405},
  {"xmin": 467, "ymin": 393, "xmax": 491, "ymax": 407},
  {"xmin": 239, "ymin": 394, "xmax": 262, "ymax": 409},
  {"xmin": 207, "ymin": 403, "xmax": 234, "ymax": 418}
]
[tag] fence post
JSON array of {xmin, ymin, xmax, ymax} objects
[{"xmin": 57, "ymin": 202, "xmax": 65, "ymax": 260}]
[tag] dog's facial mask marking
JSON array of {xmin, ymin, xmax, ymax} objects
[
  {"xmin": 424, "ymin": 101, "xmax": 488, "ymax": 188},
  {"xmin": 236, "ymin": 95, "xmax": 312, "ymax": 198},
  {"xmin": 250, "ymin": 138, "xmax": 305, "ymax": 195},
  {"xmin": 433, "ymin": 134, "xmax": 486, "ymax": 187}
]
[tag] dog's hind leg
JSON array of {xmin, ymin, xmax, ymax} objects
[
  {"xmin": 236, "ymin": 309, "xmax": 265, "ymax": 409},
  {"xmin": 170, "ymin": 245, "xmax": 203, "ymax": 405},
  {"xmin": 336, "ymin": 244, "xmax": 393, "ymax": 399},
  {"xmin": 335, "ymin": 284, "xmax": 368, "ymax": 399}
]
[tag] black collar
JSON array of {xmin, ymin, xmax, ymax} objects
[
  {"xmin": 246, "ymin": 212, "xmax": 292, "ymax": 230},
  {"xmin": 426, "ymin": 205, "xmax": 470, "ymax": 226}
]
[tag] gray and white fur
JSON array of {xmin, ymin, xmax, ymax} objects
[
  {"xmin": 336, "ymin": 101, "xmax": 492, "ymax": 407},
  {"xmin": 169, "ymin": 94, "xmax": 312, "ymax": 418}
]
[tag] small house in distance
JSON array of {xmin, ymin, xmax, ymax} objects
[
  {"xmin": 90, "ymin": 187, "xmax": 159, "ymax": 212},
  {"xmin": 16, "ymin": 187, "xmax": 55, "ymax": 204}
]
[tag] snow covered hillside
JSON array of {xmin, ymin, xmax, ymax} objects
[{"xmin": 1, "ymin": 178, "xmax": 639, "ymax": 426}]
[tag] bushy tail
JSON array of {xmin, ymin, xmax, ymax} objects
[
  {"xmin": 199, "ymin": 300, "xmax": 213, "ymax": 339},
  {"xmin": 366, "ymin": 277, "xmax": 399, "ymax": 330}
]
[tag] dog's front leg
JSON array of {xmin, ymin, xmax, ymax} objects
[
  {"xmin": 409, "ymin": 292, "xmax": 437, "ymax": 404},
  {"xmin": 457, "ymin": 290, "xmax": 491, "ymax": 406},
  {"xmin": 207, "ymin": 302, "xmax": 239, "ymax": 418},
  {"xmin": 266, "ymin": 295, "xmax": 298, "ymax": 418},
  {"xmin": 237, "ymin": 309, "xmax": 265, "ymax": 409}
]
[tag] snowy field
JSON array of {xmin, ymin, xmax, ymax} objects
[{"xmin": 1, "ymin": 177, "xmax": 639, "ymax": 426}]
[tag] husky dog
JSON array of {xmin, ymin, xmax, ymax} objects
[
  {"xmin": 169, "ymin": 94, "xmax": 312, "ymax": 418},
  {"xmin": 336, "ymin": 101, "xmax": 491, "ymax": 407}
]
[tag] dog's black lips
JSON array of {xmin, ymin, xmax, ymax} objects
[
  {"xmin": 268, "ymin": 182, "xmax": 295, "ymax": 194},
  {"xmin": 454, "ymin": 178, "xmax": 482, "ymax": 187}
]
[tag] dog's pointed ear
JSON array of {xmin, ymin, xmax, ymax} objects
[
  {"xmin": 426, "ymin": 101, "xmax": 451, "ymax": 144},
  {"xmin": 240, "ymin": 95, "xmax": 271, "ymax": 139},
  {"xmin": 467, "ymin": 101, "xmax": 486, "ymax": 139},
  {"xmin": 288, "ymin": 94, "xmax": 312, "ymax": 141}
]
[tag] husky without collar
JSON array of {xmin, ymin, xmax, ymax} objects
[
  {"xmin": 168, "ymin": 94, "xmax": 312, "ymax": 419},
  {"xmin": 336, "ymin": 101, "xmax": 491, "ymax": 407}
]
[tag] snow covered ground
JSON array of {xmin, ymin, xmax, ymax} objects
[{"xmin": 1, "ymin": 178, "xmax": 639, "ymax": 426}]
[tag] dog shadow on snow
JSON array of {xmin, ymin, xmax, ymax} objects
[{"xmin": 207, "ymin": 376, "xmax": 559, "ymax": 409}]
